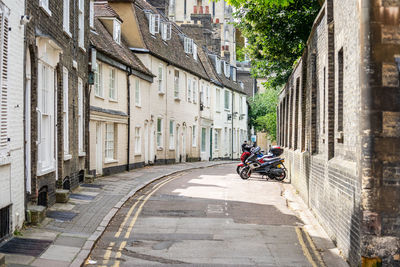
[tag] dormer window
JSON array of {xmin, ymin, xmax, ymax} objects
[
  {"xmin": 193, "ymin": 43, "xmax": 198, "ymax": 61},
  {"xmin": 232, "ymin": 67, "xmax": 237, "ymax": 81},
  {"xmin": 161, "ymin": 22, "xmax": 172, "ymax": 41},
  {"xmin": 224, "ymin": 62, "xmax": 231, "ymax": 78},
  {"xmin": 113, "ymin": 20, "xmax": 121, "ymax": 44},
  {"xmin": 149, "ymin": 14, "xmax": 160, "ymax": 35},
  {"xmin": 215, "ymin": 56, "xmax": 221, "ymax": 74},
  {"xmin": 184, "ymin": 37, "xmax": 193, "ymax": 54}
]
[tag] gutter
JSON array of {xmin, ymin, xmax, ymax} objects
[{"xmin": 127, "ymin": 67, "xmax": 132, "ymax": 172}]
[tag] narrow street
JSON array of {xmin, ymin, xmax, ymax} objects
[{"xmin": 86, "ymin": 164, "xmax": 330, "ymax": 266}]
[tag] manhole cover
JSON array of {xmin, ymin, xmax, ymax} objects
[
  {"xmin": 0, "ymin": 238, "xmax": 52, "ymax": 256},
  {"xmin": 70, "ymin": 194, "xmax": 95, "ymax": 200},
  {"xmin": 80, "ymin": 184, "xmax": 103, "ymax": 189},
  {"xmin": 46, "ymin": 210, "xmax": 78, "ymax": 221}
]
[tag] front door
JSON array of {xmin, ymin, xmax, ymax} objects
[
  {"xmin": 144, "ymin": 123, "xmax": 149, "ymax": 164},
  {"xmin": 149, "ymin": 123, "xmax": 155, "ymax": 164},
  {"xmin": 96, "ymin": 123, "xmax": 103, "ymax": 175}
]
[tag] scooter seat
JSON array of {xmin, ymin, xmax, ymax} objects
[{"xmin": 263, "ymin": 157, "xmax": 280, "ymax": 162}]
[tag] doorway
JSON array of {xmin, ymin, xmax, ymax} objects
[{"xmin": 96, "ymin": 123, "xmax": 103, "ymax": 175}]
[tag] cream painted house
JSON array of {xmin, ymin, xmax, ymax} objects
[
  {"xmin": 89, "ymin": 4, "xmax": 153, "ymax": 176},
  {"xmin": 108, "ymin": 0, "xmax": 211, "ymax": 164}
]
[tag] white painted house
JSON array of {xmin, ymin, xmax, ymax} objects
[{"xmin": 0, "ymin": 0, "xmax": 26, "ymax": 240}]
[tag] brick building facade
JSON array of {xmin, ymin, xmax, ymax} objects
[
  {"xmin": 25, "ymin": 0, "xmax": 90, "ymax": 206},
  {"xmin": 277, "ymin": 1, "xmax": 400, "ymax": 265}
]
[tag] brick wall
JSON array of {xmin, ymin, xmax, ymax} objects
[
  {"xmin": 26, "ymin": 0, "xmax": 89, "ymax": 205},
  {"xmin": 278, "ymin": 1, "xmax": 400, "ymax": 265}
]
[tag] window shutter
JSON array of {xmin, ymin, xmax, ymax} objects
[{"xmin": 0, "ymin": 11, "xmax": 8, "ymax": 152}]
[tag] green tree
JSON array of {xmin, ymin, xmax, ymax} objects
[{"xmin": 248, "ymin": 85, "xmax": 281, "ymax": 140}]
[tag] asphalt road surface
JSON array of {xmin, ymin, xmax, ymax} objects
[{"xmin": 85, "ymin": 163, "xmax": 326, "ymax": 266}]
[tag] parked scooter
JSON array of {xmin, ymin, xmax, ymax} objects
[
  {"xmin": 236, "ymin": 145, "xmax": 279, "ymax": 174},
  {"xmin": 239, "ymin": 146, "xmax": 287, "ymax": 181}
]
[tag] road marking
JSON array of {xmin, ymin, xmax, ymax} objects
[
  {"xmin": 114, "ymin": 195, "xmax": 144, "ymax": 238},
  {"xmin": 102, "ymin": 242, "xmax": 115, "ymax": 265},
  {"xmin": 111, "ymin": 175, "xmax": 181, "ymax": 267},
  {"xmin": 295, "ymin": 227, "xmax": 318, "ymax": 267},
  {"xmin": 304, "ymin": 229, "xmax": 326, "ymax": 266}
]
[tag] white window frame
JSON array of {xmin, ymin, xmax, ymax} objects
[
  {"xmin": 174, "ymin": 70, "xmax": 179, "ymax": 99},
  {"xmin": 89, "ymin": 0, "xmax": 94, "ymax": 28},
  {"xmin": 200, "ymin": 85, "xmax": 204, "ymax": 105},
  {"xmin": 135, "ymin": 79, "xmax": 141, "ymax": 107},
  {"xmin": 157, "ymin": 118, "xmax": 163, "ymax": 148},
  {"xmin": 94, "ymin": 62, "xmax": 103, "ymax": 97},
  {"xmin": 0, "ymin": 5, "xmax": 10, "ymax": 160},
  {"xmin": 169, "ymin": 120, "xmax": 175, "ymax": 149},
  {"xmin": 63, "ymin": 0, "xmax": 71, "ymax": 35},
  {"xmin": 149, "ymin": 14, "xmax": 160, "ymax": 35},
  {"xmin": 78, "ymin": 78, "xmax": 84, "ymax": 154},
  {"xmin": 37, "ymin": 61, "xmax": 56, "ymax": 175},
  {"xmin": 78, "ymin": 0, "xmax": 85, "ymax": 49},
  {"xmin": 192, "ymin": 80, "xmax": 197, "ymax": 103},
  {"xmin": 109, "ymin": 68, "xmax": 117, "ymax": 101},
  {"xmin": 214, "ymin": 130, "xmax": 219, "ymax": 150},
  {"xmin": 224, "ymin": 90, "xmax": 230, "ymax": 110},
  {"xmin": 158, "ymin": 64, "xmax": 164, "ymax": 93},
  {"xmin": 187, "ymin": 77, "xmax": 192, "ymax": 102},
  {"xmin": 215, "ymin": 88, "xmax": 221, "ymax": 112},
  {"xmin": 192, "ymin": 125, "xmax": 197, "ymax": 147},
  {"xmin": 63, "ymin": 68, "xmax": 70, "ymax": 158},
  {"xmin": 39, "ymin": 0, "xmax": 52, "ymax": 16},
  {"xmin": 161, "ymin": 22, "xmax": 172, "ymax": 41},
  {"xmin": 232, "ymin": 67, "xmax": 237, "ymax": 81},
  {"xmin": 135, "ymin": 127, "xmax": 141, "ymax": 154},
  {"xmin": 105, "ymin": 123, "xmax": 115, "ymax": 161},
  {"xmin": 206, "ymin": 86, "xmax": 210, "ymax": 107},
  {"xmin": 113, "ymin": 19, "xmax": 121, "ymax": 44},
  {"xmin": 184, "ymin": 37, "xmax": 193, "ymax": 54}
]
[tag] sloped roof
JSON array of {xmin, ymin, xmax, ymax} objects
[
  {"xmin": 90, "ymin": 4, "xmax": 153, "ymax": 77},
  {"xmin": 94, "ymin": 2, "xmax": 123, "ymax": 21},
  {"xmin": 132, "ymin": 0, "xmax": 209, "ymax": 81}
]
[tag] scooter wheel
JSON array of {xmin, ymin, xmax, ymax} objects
[
  {"xmin": 275, "ymin": 169, "xmax": 287, "ymax": 182},
  {"xmin": 236, "ymin": 166, "xmax": 243, "ymax": 175},
  {"xmin": 240, "ymin": 167, "xmax": 251, "ymax": 180}
]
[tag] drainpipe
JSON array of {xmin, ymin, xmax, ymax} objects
[
  {"xmin": 231, "ymin": 91, "xmax": 234, "ymax": 160},
  {"xmin": 127, "ymin": 68, "xmax": 132, "ymax": 171}
]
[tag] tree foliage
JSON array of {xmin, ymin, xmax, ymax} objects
[
  {"xmin": 232, "ymin": 0, "xmax": 321, "ymax": 86},
  {"xmin": 248, "ymin": 85, "xmax": 281, "ymax": 140}
]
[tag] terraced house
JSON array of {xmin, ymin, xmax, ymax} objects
[
  {"xmin": 89, "ymin": 2, "xmax": 154, "ymax": 176},
  {"xmin": 25, "ymin": 0, "xmax": 90, "ymax": 208}
]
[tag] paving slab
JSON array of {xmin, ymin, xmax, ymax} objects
[
  {"xmin": 30, "ymin": 258, "xmax": 70, "ymax": 267},
  {"xmin": 53, "ymin": 236, "xmax": 86, "ymax": 248},
  {"xmin": 4, "ymin": 254, "xmax": 34, "ymax": 265},
  {"xmin": 39, "ymin": 245, "xmax": 80, "ymax": 262}
]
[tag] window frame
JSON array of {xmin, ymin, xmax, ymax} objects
[
  {"xmin": 156, "ymin": 117, "xmax": 163, "ymax": 148},
  {"xmin": 135, "ymin": 127, "xmax": 141, "ymax": 154},
  {"xmin": 135, "ymin": 79, "xmax": 141, "ymax": 107},
  {"xmin": 94, "ymin": 62, "xmax": 103, "ymax": 98},
  {"xmin": 63, "ymin": 67, "xmax": 70, "ymax": 158},
  {"xmin": 158, "ymin": 64, "xmax": 164, "ymax": 93},
  {"xmin": 169, "ymin": 120, "xmax": 175, "ymax": 149},
  {"xmin": 78, "ymin": 78, "xmax": 84, "ymax": 154},
  {"xmin": 192, "ymin": 125, "xmax": 197, "ymax": 147},
  {"xmin": 109, "ymin": 68, "xmax": 117, "ymax": 101},
  {"xmin": 113, "ymin": 19, "xmax": 121, "ymax": 44},
  {"xmin": 174, "ymin": 70, "xmax": 179, "ymax": 99},
  {"xmin": 63, "ymin": 0, "xmax": 71, "ymax": 35},
  {"xmin": 78, "ymin": 0, "xmax": 85, "ymax": 49},
  {"xmin": 105, "ymin": 123, "xmax": 115, "ymax": 161}
]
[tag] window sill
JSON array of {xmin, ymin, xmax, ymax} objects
[
  {"xmin": 157, "ymin": 147, "xmax": 163, "ymax": 151},
  {"xmin": 216, "ymin": 110, "xmax": 221, "ymax": 113},
  {"xmin": 64, "ymin": 154, "xmax": 72, "ymax": 161},
  {"xmin": 109, "ymin": 98, "xmax": 118, "ymax": 103},
  {"xmin": 79, "ymin": 46, "xmax": 86, "ymax": 53},
  {"xmin": 158, "ymin": 91, "xmax": 165, "ymax": 96},
  {"xmin": 37, "ymin": 166, "xmax": 56, "ymax": 177},
  {"xmin": 104, "ymin": 158, "xmax": 118, "ymax": 164},
  {"xmin": 63, "ymin": 29, "xmax": 72, "ymax": 38},
  {"xmin": 40, "ymin": 5, "xmax": 52, "ymax": 16},
  {"xmin": 174, "ymin": 97, "xmax": 180, "ymax": 102},
  {"xmin": 79, "ymin": 152, "xmax": 86, "ymax": 157},
  {"xmin": 94, "ymin": 94, "xmax": 105, "ymax": 100},
  {"xmin": 0, "ymin": 154, "xmax": 11, "ymax": 166},
  {"xmin": 169, "ymin": 148, "xmax": 175, "ymax": 151},
  {"xmin": 134, "ymin": 153, "xmax": 142, "ymax": 156},
  {"xmin": 135, "ymin": 104, "xmax": 142, "ymax": 108},
  {"xmin": 224, "ymin": 109, "xmax": 231, "ymax": 112}
]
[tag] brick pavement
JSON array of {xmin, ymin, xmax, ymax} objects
[{"xmin": 3, "ymin": 161, "xmax": 232, "ymax": 267}]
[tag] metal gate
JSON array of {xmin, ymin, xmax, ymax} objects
[{"xmin": 0, "ymin": 205, "xmax": 10, "ymax": 241}]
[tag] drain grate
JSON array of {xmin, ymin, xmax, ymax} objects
[
  {"xmin": 80, "ymin": 184, "xmax": 103, "ymax": 189},
  {"xmin": 46, "ymin": 211, "xmax": 78, "ymax": 221},
  {"xmin": 70, "ymin": 194, "xmax": 96, "ymax": 200},
  {"xmin": 0, "ymin": 238, "xmax": 52, "ymax": 257}
]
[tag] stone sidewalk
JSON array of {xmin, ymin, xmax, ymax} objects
[{"xmin": 2, "ymin": 161, "xmax": 232, "ymax": 267}]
